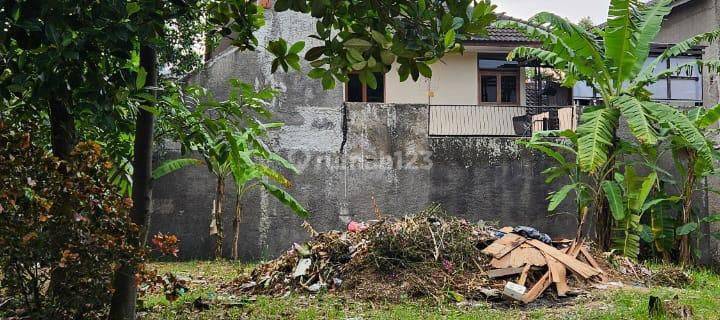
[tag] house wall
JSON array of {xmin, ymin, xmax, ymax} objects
[
  {"xmin": 386, "ymin": 53, "xmax": 479, "ymax": 105},
  {"xmin": 385, "ymin": 52, "xmax": 527, "ymax": 105},
  {"xmin": 654, "ymin": 0, "xmax": 719, "ymax": 108}
]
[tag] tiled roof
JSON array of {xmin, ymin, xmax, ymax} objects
[
  {"xmin": 473, "ymin": 26, "xmax": 537, "ymax": 43},
  {"xmin": 467, "ymin": 15, "xmax": 541, "ymax": 44}
]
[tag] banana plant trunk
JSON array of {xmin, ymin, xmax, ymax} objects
[
  {"xmin": 231, "ymin": 191, "xmax": 243, "ymax": 260},
  {"xmin": 594, "ymin": 144, "xmax": 618, "ymax": 251},
  {"xmin": 679, "ymin": 152, "xmax": 697, "ymax": 267},
  {"xmin": 213, "ymin": 176, "xmax": 225, "ymax": 259}
]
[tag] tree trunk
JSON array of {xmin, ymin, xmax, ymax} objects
[
  {"xmin": 110, "ymin": 43, "xmax": 158, "ymax": 320},
  {"xmin": 679, "ymin": 153, "xmax": 697, "ymax": 267},
  {"xmin": 48, "ymin": 100, "xmax": 76, "ymax": 160},
  {"xmin": 214, "ymin": 176, "xmax": 225, "ymax": 259},
  {"xmin": 232, "ymin": 191, "xmax": 243, "ymax": 260},
  {"xmin": 595, "ymin": 196, "xmax": 612, "ymax": 251},
  {"xmin": 47, "ymin": 98, "xmax": 76, "ymax": 305}
]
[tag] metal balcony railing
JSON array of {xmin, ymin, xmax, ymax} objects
[{"xmin": 428, "ymin": 105, "xmax": 578, "ymax": 137}]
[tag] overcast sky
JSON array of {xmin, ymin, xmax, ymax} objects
[{"xmin": 493, "ymin": 0, "xmax": 612, "ymax": 24}]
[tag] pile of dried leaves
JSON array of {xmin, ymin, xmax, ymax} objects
[{"xmin": 233, "ymin": 205, "xmax": 497, "ymax": 301}]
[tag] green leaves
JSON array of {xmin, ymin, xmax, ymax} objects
[
  {"xmin": 613, "ymin": 95, "xmax": 657, "ymax": 145},
  {"xmin": 547, "ymin": 183, "xmax": 575, "ymax": 212},
  {"xmin": 261, "ymin": 182, "xmax": 310, "ymax": 218},
  {"xmin": 268, "ymin": 39, "xmax": 305, "ymax": 72},
  {"xmin": 444, "ymin": 29, "xmax": 456, "ymax": 48},
  {"xmin": 136, "ymin": 67, "xmax": 148, "ymax": 89},
  {"xmin": 675, "ymin": 222, "xmax": 699, "ymax": 236},
  {"xmin": 577, "ymin": 107, "xmax": 620, "ymax": 173},
  {"xmin": 158, "ymin": 79, "xmax": 310, "ymax": 220},
  {"xmin": 602, "ymin": 180, "xmax": 625, "ymax": 220},
  {"xmin": 633, "ymin": 0, "xmax": 672, "ymax": 74},
  {"xmin": 695, "ymin": 104, "xmax": 720, "ymax": 129},
  {"xmin": 605, "ymin": 0, "xmax": 639, "ymax": 85},
  {"xmin": 152, "ymin": 158, "xmax": 203, "ymax": 180},
  {"xmin": 647, "ymin": 102, "xmax": 714, "ymax": 173},
  {"xmin": 612, "ymin": 212, "xmax": 642, "ymax": 260}
]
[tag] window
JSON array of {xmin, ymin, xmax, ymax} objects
[
  {"xmin": 345, "ymin": 73, "xmax": 385, "ymax": 102},
  {"xmin": 479, "ymin": 72, "xmax": 519, "ymax": 104},
  {"xmin": 645, "ymin": 55, "xmax": 702, "ymax": 101},
  {"xmin": 478, "ymin": 53, "xmax": 520, "ymax": 105}
]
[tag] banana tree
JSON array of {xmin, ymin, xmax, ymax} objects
[
  {"xmin": 602, "ymin": 166, "xmax": 659, "ymax": 260},
  {"xmin": 159, "ymin": 80, "xmax": 309, "ymax": 259},
  {"xmin": 498, "ymin": 0, "xmax": 720, "ymax": 249},
  {"xmin": 661, "ymin": 104, "xmax": 720, "ymax": 265}
]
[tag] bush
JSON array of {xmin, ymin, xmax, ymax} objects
[{"xmin": 0, "ymin": 123, "xmax": 144, "ymax": 319}]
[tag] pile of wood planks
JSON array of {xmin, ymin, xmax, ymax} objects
[{"xmin": 481, "ymin": 230, "xmax": 606, "ymax": 303}]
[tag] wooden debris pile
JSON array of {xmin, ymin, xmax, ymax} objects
[{"xmin": 481, "ymin": 227, "xmax": 607, "ymax": 303}]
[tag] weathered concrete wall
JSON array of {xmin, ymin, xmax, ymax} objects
[
  {"xmin": 152, "ymin": 101, "xmax": 576, "ymax": 260},
  {"xmin": 656, "ymin": 0, "xmax": 720, "ymax": 265}
]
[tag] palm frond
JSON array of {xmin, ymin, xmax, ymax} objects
[
  {"xmin": 152, "ymin": 158, "xmax": 204, "ymax": 180},
  {"xmin": 261, "ymin": 182, "xmax": 310, "ymax": 218},
  {"xmin": 647, "ymin": 102, "xmax": 713, "ymax": 171},
  {"xmin": 577, "ymin": 107, "xmax": 621, "ymax": 173},
  {"xmin": 695, "ymin": 104, "xmax": 720, "ymax": 129},
  {"xmin": 528, "ymin": 12, "xmax": 612, "ymax": 86},
  {"xmin": 605, "ymin": 0, "xmax": 640, "ymax": 85},
  {"xmin": 612, "ymin": 95, "xmax": 657, "ymax": 145},
  {"xmin": 633, "ymin": 0, "xmax": 672, "ymax": 74},
  {"xmin": 612, "ymin": 213, "xmax": 642, "ymax": 260}
]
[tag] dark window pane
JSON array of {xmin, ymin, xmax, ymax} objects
[
  {"xmin": 366, "ymin": 73, "xmax": 384, "ymax": 102},
  {"xmin": 347, "ymin": 74, "xmax": 363, "ymax": 102},
  {"xmin": 481, "ymin": 75, "xmax": 497, "ymax": 102},
  {"xmin": 501, "ymin": 76, "xmax": 518, "ymax": 103}
]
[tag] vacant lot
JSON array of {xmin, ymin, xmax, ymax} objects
[{"xmin": 139, "ymin": 261, "xmax": 720, "ymax": 320}]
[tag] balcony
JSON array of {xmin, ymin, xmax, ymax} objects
[{"xmin": 428, "ymin": 105, "xmax": 578, "ymax": 136}]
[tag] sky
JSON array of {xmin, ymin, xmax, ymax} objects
[{"xmin": 493, "ymin": 0, "xmax": 612, "ymax": 24}]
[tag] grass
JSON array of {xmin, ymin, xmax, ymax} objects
[{"xmin": 139, "ymin": 261, "xmax": 720, "ymax": 320}]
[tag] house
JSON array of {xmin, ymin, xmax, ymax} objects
[{"xmin": 151, "ymin": 2, "xmax": 719, "ymax": 264}]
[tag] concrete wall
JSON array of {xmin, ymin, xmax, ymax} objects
[{"xmin": 152, "ymin": 102, "xmax": 576, "ymax": 260}]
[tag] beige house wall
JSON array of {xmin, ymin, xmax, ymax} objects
[
  {"xmin": 385, "ymin": 51, "xmax": 527, "ymax": 106},
  {"xmin": 385, "ymin": 53, "xmax": 478, "ymax": 105}
]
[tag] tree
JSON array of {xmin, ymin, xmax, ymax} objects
[
  {"xmin": 576, "ymin": 16, "xmax": 595, "ymax": 31},
  {"xmin": 498, "ymin": 0, "xmax": 720, "ymax": 250},
  {"xmin": 159, "ymin": 81, "xmax": 310, "ymax": 259},
  {"xmin": 4, "ymin": 0, "xmax": 499, "ymax": 318}
]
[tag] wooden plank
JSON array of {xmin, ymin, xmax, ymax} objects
[
  {"xmin": 544, "ymin": 253, "xmax": 569, "ymax": 297},
  {"xmin": 579, "ymin": 246, "xmax": 604, "ymax": 274},
  {"xmin": 486, "ymin": 267, "xmax": 525, "ymax": 279},
  {"xmin": 521, "ymin": 246, "xmax": 579, "ymax": 304},
  {"xmin": 526, "ymin": 239, "xmax": 600, "ymax": 279},
  {"xmin": 517, "ymin": 264, "xmax": 532, "ymax": 286},
  {"xmin": 580, "ymin": 246, "xmax": 607, "ymax": 282},
  {"xmin": 521, "ymin": 271, "xmax": 551, "ymax": 303},
  {"xmin": 490, "ymin": 245, "xmax": 546, "ymax": 269},
  {"xmin": 481, "ymin": 233, "xmax": 526, "ymax": 259},
  {"xmin": 499, "ymin": 226, "xmax": 514, "ymax": 233}
]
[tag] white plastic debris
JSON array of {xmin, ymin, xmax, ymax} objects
[
  {"xmin": 293, "ymin": 258, "xmax": 312, "ymax": 278},
  {"xmin": 503, "ymin": 282, "xmax": 527, "ymax": 301}
]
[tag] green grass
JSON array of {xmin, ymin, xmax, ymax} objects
[{"xmin": 139, "ymin": 261, "xmax": 720, "ymax": 320}]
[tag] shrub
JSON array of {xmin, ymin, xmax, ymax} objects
[{"xmin": 0, "ymin": 123, "xmax": 144, "ymax": 319}]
